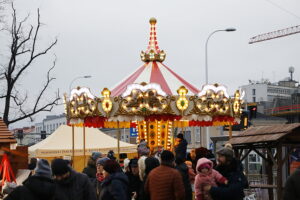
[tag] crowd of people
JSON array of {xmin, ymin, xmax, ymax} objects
[{"xmin": 4, "ymin": 133, "xmax": 249, "ymax": 200}]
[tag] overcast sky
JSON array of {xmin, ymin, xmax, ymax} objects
[{"xmin": 1, "ymin": 0, "xmax": 300, "ymax": 128}]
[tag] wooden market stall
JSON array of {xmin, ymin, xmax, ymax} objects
[{"xmin": 229, "ymin": 123, "xmax": 300, "ymax": 200}]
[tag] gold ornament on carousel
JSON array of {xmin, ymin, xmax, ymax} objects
[
  {"xmin": 101, "ymin": 88, "xmax": 113, "ymax": 115},
  {"xmin": 176, "ymin": 86, "xmax": 189, "ymax": 114}
]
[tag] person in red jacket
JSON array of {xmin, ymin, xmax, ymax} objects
[{"xmin": 195, "ymin": 158, "xmax": 227, "ymax": 200}]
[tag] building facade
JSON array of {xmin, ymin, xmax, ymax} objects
[{"xmin": 35, "ymin": 114, "xmax": 67, "ymax": 134}]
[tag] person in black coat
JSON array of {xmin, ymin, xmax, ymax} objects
[
  {"xmin": 208, "ymin": 147, "xmax": 248, "ymax": 200},
  {"xmin": 175, "ymin": 156, "xmax": 193, "ymax": 200},
  {"xmin": 83, "ymin": 152, "xmax": 102, "ymax": 181},
  {"xmin": 175, "ymin": 133, "xmax": 188, "ymax": 160},
  {"xmin": 52, "ymin": 159, "xmax": 97, "ymax": 200},
  {"xmin": 284, "ymin": 167, "xmax": 300, "ymax": 200},
  {"xmin": 100, "ymin": 160, "xmax": 129, "ymax": 200},
  {"xmin": 125, "ymin": 158, "xmax": 142, "ymax": 200},
  {"xmin": 5, "ymin": 159, "xmax": 56, "ymax": 200}
]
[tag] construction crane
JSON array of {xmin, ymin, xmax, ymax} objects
[{"xmin": 249, "ymin": 25, "xmax": 300, "ymax": 44}]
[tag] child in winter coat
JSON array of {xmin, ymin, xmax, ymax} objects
[{"xmin": 195, "ymin": 158, "xmax": 228, "ymax": 200}]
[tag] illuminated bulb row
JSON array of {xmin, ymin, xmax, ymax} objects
[{"xmin": 157, "ymin": 121, "xmax": 161, "ymax": 146}]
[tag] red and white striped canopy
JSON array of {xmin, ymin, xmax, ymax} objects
[{"xmin": 111, "ymin": 18, "xmax": 199, "ymax": 96}]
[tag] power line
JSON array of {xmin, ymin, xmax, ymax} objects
[{"xmin": 264, "ymin": 0, "xmax": 300, "ymax": 20}]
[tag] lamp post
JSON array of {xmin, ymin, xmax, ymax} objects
[
  {"xmin": 204, "ymin": 28, "xmax": 236, "ymax": 148},
  {"xmin": 69, "ymin": 75, "xmax": 92, "ymax": 92},
  {"xmin": 205, "ymin": 28, "xmax": 236, "ymax": 84}
]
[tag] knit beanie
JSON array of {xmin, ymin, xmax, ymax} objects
[
  {"xmin": 34, "ymin": 159, "xmax": 52, "ymax": 178},
  {"xmin": 103, "ymin": 160, "xmax": 121, "ymax": 174},
  {"xmin": 51, "ymin": 159, "xmax": 70, "ymax": 176},
  {"xmin": 161, "ymin": 150, "xmax": 175, "ymax": 163},
  {"xmin": 217, "ymin": 147, "xmax": 234, "ymax": 161},
  {"xmin": 91, "ymin": 152, "xmax": 102, "ymax": 161},
  {"xmin": 177, "ymin": 133, "xmax": 184, "ymax": 139},
  {"xmin": 97, "ymin": 157, "xmax": 110, "ymax": 166}
]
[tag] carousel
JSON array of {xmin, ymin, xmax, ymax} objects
[{"xmin": 64, "ymin": 18, "xmax": 244, "ymax": 162}]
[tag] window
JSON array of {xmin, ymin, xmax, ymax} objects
[
  {"xmin": 252, "ymin": 89, "xmax": 256, "ymax": 95},
  {"xmin": 252, "ymin": 97, "xmax": 256, "ymax": 102},
  {"xmin": 126, "ymin": 135, "xmax": 129, "ymax": 138}
]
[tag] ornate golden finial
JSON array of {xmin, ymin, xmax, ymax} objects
[
  {"xmin": 141, "ymin": 18, "xmax": 166, "ymax": 62},
  {"xmin": 149, "ymin": 17, "xmax": 157, "ymax": 25}
]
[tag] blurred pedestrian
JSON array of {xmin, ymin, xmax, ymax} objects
[
  {"xmin": 284, "ymin": 167, "xmax": 300, "ymax": 200},
  {"xmin": 52, "ymin": 158, "xmax": 97, "ymax": 200},
  {"xmin": 176, "ymin": 157, "xmax": 192, "ymax": 200},
  {"xmin": 99, "ymin": 160, "xmax": 129, "ymax": 200},
  {"xmin": 83, "ymin": 152, "xmax": 102, "ymax": 181},
  {"xmin": 137, "ymin": 139, "xmax": 150, "ymax": 157},
  {"xmin": 28, "ymin": 157, "xmax": 37, "ymax": 170},
  {"xmin": 187, "ymin": 149, "xmax": 197, "ymax": 171},
  {"xmin": 126, "ymin": 158, "xmax": 142, "ymax": 199},
  {"xmin": 5, "ymin": 159, "xmax": 56, "ymax": 200},
  {"xmin": 195, "ymin": 158, "xmax": 227, "ymax": 200},
  {"xmin": 154, "ymin": 145, "xmax": 164, "ymax": 162},
  {"xmin": 175, "ymin": 133, "xmax": 188, "ymax": 160},
  {"xmin": 145, "ymin": 150, "xmax": 185, "ymax": 200},
  {"xmin": 95, "ymin": 157, "xmax": 110, "ymax": 198},
  {"xmin": 123, "ymin": 158, "xmax": 130, "ymax": 173},
  {"xmin": 185, "ymin": 161, "xmax": 196, "ymax": 193}
]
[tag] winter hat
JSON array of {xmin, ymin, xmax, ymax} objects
[
  {"xmin": 196, "ymin": 158, "xmax": 213, "ymax": 173},
  {"xmin": 217, "ymin": 147, "xmax": 234, "ymax": 161},
  {"xmin": 107, "ymin": 150, "xmax": 115, "ymax": 160},
  {"xmin": 91, "ymin": 152, "xmax": 102, "ymax": 161},
  {"xmin": 176, "ymin": 133, "xmax": 184, "ymax": 139},
  {"xmin": 161, "ymin": 150, "xmax": 175, "ymax": 163},
  {"xmin": 103, "ymin": 160, "xmax": 121, "ymax": 174},
  {"xmin": 138, "ymin": 146, "xmax": 150, "ymax": 156},
  {"xmin": 97, "ymin": 157, "xmax": 110, "ymax": 166},
  {"xmin": 138, "ymin": 156, "xmax": 147, "ymax": 181},
  {"xmin": 129, "ymin": 158, "xmax": 139, "ymax": 168},
  {"xmin": 35, "ymin": 159, "xmax": 52, "ymax": 178},
  {"xmin": 51, "ymin": 159, "xmax": 70, "ymax": 176}
]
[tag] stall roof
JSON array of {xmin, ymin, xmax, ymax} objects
[
  {"xmin": 0, "ymin": 119, "xmax": 17, "ymax": 144},
  {"xmin": 230, "ymin": 123, "xmax": 300, "ymax": 145}
]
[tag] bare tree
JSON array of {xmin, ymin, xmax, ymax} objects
[{"xmin": 0, "ymin": 3, "xmax": 59, "ymax": 126}]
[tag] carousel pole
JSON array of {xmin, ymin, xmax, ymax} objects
[
  {"xmin": 83, "ymin": 126, "xmax": 86, "ymax": 167},
  {"xmin": 72, "ymin": 125, "xmax": 75, "ymax": 168},
  {"xmin": 229, "ymin": 123, "xmax": 233, "ymax": 139},
  {"xmin": 117, "ymin": 121, "xmax": 121, "ymax": 160}
]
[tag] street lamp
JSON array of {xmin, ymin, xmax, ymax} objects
[
  {"xmin": 69, "ymin": 75, "xmax": 92, "ymax": 92},
  {"xmin": 205, "ymin": 28, "xmax": 236, "ymax": 84},
  {"xmin": 204, "ymin": 28, "xmax": 236, "ymax": 149}
]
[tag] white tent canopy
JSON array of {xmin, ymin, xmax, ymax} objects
[{"xmin": 29, "ymin": 125, "xmax": 137, "ymax": 157}]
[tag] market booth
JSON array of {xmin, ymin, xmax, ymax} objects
[
  {"xmin": 29, "ymin": 125, "xmax": 136, "ymax": 171},
  {"xmin": 64, "ymin": 18, "xmax": 243, "ymax": 167}
]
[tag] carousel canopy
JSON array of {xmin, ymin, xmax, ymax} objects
[{"xmin": 111, "ymin": 18, "xmax": 199, "ymax": 96}]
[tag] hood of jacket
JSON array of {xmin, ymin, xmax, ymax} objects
[
  {"xmin": 196, "ymin": 158, "xmax": 213, "ymax": 174},
  {"xmin": 24, "ymin": 175, "xmax": 56, "ymax": 199},
  {"xmin": 102, "ymin": 172, "xmax": 129, "ymax": 186}
]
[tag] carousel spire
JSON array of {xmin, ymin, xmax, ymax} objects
[{"xmin": 140, "ymin": 17, "xmax": 166, "ymax": 62}]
